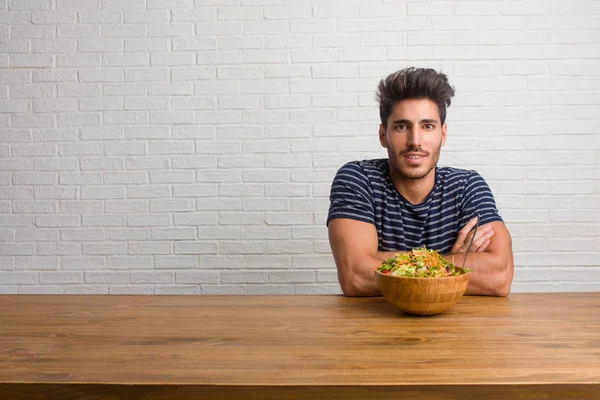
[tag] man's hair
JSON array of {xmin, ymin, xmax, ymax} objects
[{"xmin": 376, "ymin": 67, "xmax": 455, "ymax": 127}]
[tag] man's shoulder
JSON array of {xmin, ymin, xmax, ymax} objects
[
  {"xmin": 337, "ymin": 158, "xmax": 388, "ymax": 179},
  {"xmin": 437, "ymin": 166, "xmax": 480, "ymax": 184}
]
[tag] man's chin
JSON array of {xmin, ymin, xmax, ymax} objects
[{"xmin": 394, "ymin": 165, "xmax": 433, "ymax": 180}]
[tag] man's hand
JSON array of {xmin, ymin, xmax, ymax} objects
[{"xmin": 451, "ymin": 217, "xmax": 495, "ymax": 254}]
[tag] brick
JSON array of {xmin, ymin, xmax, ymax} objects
[
  {"xmin": 84, "ymin": 243, "xmax": 127, "ymax": 255},
  {"xmin": 150, "ymin": 52, "xmax": 195, "ymax": 66},
  {"xmin": 14, "ymin": 200, "xmax": 56, "ymax": 213},
  {"xmin": 85, "ymin": 271, "xmax": 129, "ymax": 284},
  {"xmin": 104, "ymin": 53, "xmax": 149, "ymax": 67},
  {"xmin": 151, "ymin": 227, "xmax": 196, "ymax": 240},
  {"xmin": 172, "ymin": 97, "xmax": 215, "ymax": 110},
  {"xmin": 131, "ymin": 271, "xmax": 174, "ymax": 284},
  {"xmin": 0, "ymin": 186, "xmax": 33, "ymax": 199},
  {"xmin": 57, "ymin": 113, "xmax": 102, "ymax": 127},
  {"xmin": 15, "ymin": 256, "xmax": 58, "ymax": 270},
  {"xmin": 0, "ymin": 272, "xmax": 36, "ymax": 284},
  {"xmin": 291, "ymin": 49, "xmax": 336, "ymax": 63},
  {"xmin": 196, "ymin": 198, "xmax": 241, "ymax": 210},
  {"xmin": 104, "ymin": 140, "xmax": 146, "ymax": 155},
  {"xmin": 0, "ymin": 243, "xmax": 35, "ymax": 256},
  {"xmin": 57, "ymin": 54, "xmax": 101, "ymax": 67},
  {"xmin": 154, "ymin": 256, "xmax": 198, "ymax": 269},
  {"xmin": 105, "ymin": 199, "xmax": 149, "ymax": 214},
  {"xmin": 110, "ymin": 286, "xmax": 153, "ymax": 294},
  {"xmin": 63, "ymin": 286, "xmax": 109, "ymax": 294},
  {"xmin": 31, "ymin": 10, "xmax": 75, "ymax": 23},
  {"xmin": 124, "ymin": 67, "xmax": 168, "ymax": 82},
  {"xmin": 58, "ymin": 143, "xmax": 103, "ymax": 156},
  {"xmin": 150, "ymin": 111, "xmax": 195, "ymax": 124},
  {"xmin": 35, "ymin": 215, "xmax": 80, "ymax": 227},
  {"xmin": 153, "ymin": 286, "xmax": 199, "ymax": 294},
  {"xmin": 34, "ymin": 187, "xmax": 77, "ymax": 200},
  {"xmin": 174, "ymin": 242, "xmax": 218, "ymax": 254},
  {"xmin": 267, "ymin": 270, "xmax": 314, "ymax": 283},
  {"xmin": 36, "ymin": 271, "xmax": 79, "ymax": 285},
  {"xmin": 128, "ymin": 241, "xmax": 172, "ymax": 255},
  {"xmin": 105, "ymin": 229, "xmax": 149, "ymax": 241},
  {"xmin": 79, "ymin": 39, "xmax": 123, "ymax": 52},
  {"xmin": 220, "ymin": 211, "xmax": 264, "ymax": 225},
  {"xmin": 31, "ymin": 39, "xmax": 76, "ymax": 53},
  {"xmin": 174, "ymin": 212, "xmax": 218, "ymax": 226},
  {"xmin": 150, "ymin": 198, "xmax": 195, "ymax": 212},
  {"xmin": 81, "ymin": 156, "xmax": 125, "ymax": 170},
  {"xmin": 176, "ymin": 270, "xmax": 220, "ymax": 284},
  {"xmin": 198, "ymin": 255, "xmax": 242, "ymax": 269},
  {"xmin": 102, "ymin": 0, "xmax": 144, "ymax": 10},
  {"xmin": 243, "ymin": 169, "xmax": 289, "ymax": 182},
  {"xmin": 126, "ymin": 213, "xmax": 171, "ymax": 228},
  {"xmin": 265, "ymin": 212, "xmax": 313, "ymax": 225},
  {"xmin": 217, "ymin": 155, "xmax": 263, "ymax": 168},
  {"xmin": 60, "ymin": 200, "xmax": 103, "ymax": 214},
  {"xmin": 243, "ymin": 198, "xmax": 287, "ymax": 212},
  {"xmin": 126, "ymin": 185, "xmax": 169, "ymax": 199},
  {"xmin": 171, "ymin": 7, "xmax": 215, "ymax": 21},
  {"xmin": 197, "ymin": 226, "xmax": 243, "ymax": 240},
  {"xmin": 150, "ymin": 171, "xmax": 195, "ymax": 184},
  {"xmin": 57, "ymin": 27, "xmax": 100, "ymax": 39},
  {"xmin": 11, "ymin": 26, "xmax": 54, "ymax": 38},
  {"xmin": 0, "ymin": 229, "xmax": 14, "ymax": 242},
  {"xmin": 173, "ymin": 184, "xmax": 218, "ymax": 197},
  {"xmin": 201, "ymin": 285, "xmax": 244, "ymax": 294},
  {"xmin": 126, "ymin": 156, "xmax": 169, "ymax": 170},
  {"xmin": 12, "ymin": 143, "xmax": 55, "ymax": 156},
  {"xmin": 245, "ymin": 227, "xmax": 289, "ymax": 240},
  {"xmin": 78, "ymin": 10, "xmax": 120, "ymax": 22},
  {"xmin": 124, "ymin": 10, "xmax": 169, "ymax": 23},
  {"xmin": 0, "ymin": 215, "xmax": 33, "ymax": 228},
  {"xmin": 222, "ymin": 270, "xmax": 266, "ymax": 284}
]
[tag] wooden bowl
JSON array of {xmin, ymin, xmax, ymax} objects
[{"xmin": 374, "ymin": 268, "xmax": 471, "ymax": 316}]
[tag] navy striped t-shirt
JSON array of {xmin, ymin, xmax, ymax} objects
[{"xmin": 327, "ymin": 158, "xmax": 503, "ymax": 254}]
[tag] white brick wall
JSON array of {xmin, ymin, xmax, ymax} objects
[{"xmin": 0, "ymin": 0, "xmax": 599, "ymax": 295}]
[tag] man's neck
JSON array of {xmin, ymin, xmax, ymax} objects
[{"xmin": 389, "ymin": 165, "xmax": 437, "ymax": 205}]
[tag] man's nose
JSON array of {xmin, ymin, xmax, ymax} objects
[{"xmin": 406, "ymin": 128, "xmax": 423, "ymax": 147}]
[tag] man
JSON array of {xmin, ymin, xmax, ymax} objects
[{"xmin": 327, "ymin": 67, "xmax": 514, "ymax": 297}]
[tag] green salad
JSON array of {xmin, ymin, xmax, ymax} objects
[{"xmin": 377, "ymin": 246, "xmax": 470, "ymax": 278}]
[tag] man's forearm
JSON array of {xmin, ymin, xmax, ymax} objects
[
  {"xmin": 447, "ymin": 251, "xmax": 513, "ymax": 296},
  {"xmin": 343, "ymin": 251, "xmax": 402, "ymax": 297}
]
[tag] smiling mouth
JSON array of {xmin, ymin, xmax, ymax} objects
[{"xmin": 403, "ymin": 153, "xmax": 427, "ymax": 160}]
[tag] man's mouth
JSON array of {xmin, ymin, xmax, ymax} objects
[{"xmin": 403, "ymin": 153, "xmax": 427, "ymax": 159}]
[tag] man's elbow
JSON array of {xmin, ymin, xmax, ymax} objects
[
  {"xmin": 494, "ymin": 260, "xmax": 514, "ymax": 297},
  {"xmin": 339, "ymin": 275, "xmax": 360, "ymax": 297}
]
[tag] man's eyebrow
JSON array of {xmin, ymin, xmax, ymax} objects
[{"xmin": 391, "ymin": 119, "xmax": 439, "ymax": 124}]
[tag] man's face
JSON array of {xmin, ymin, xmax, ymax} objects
[{"xmin": 378, "ymin": 98, "xmax": 447, "ymax": 181}]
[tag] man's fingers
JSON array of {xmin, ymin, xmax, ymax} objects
[
  {"xmin": 462, "ymin": 224, "xmax": 492, "ymax": 251},
  {"xmin": 476, "ymin": 238, "xmax": 491, "ymax": 252},
  {"xmin": 455, "ymin": 217, "xmax": 478, "ymax": 247},
  {"xmin": 471, "ymin": 224, "xmax": 493, "ymax": 244},
  {"xmin": 471, "ymin": 230, "xmax": 495, "ymax": 252}
]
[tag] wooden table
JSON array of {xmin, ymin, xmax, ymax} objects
[{"xmin": 0, "ymin": 293, "xmax": 599, "ymax": 399}]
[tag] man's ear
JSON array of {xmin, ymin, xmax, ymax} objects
[
  {"xmin": 379, "ymin": 124, "xmax": 387, "ymax": 148},
  {"xmin": 441, "ymin": 122, "xmax": 447, "ymax": 146}
]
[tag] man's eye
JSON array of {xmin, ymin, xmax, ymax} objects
[
  {"xmin": 423, "ymin": 124, "xmax": 434, "ymax": 129},
  {"xmin": 395, "ymin": 125, "xmax": 407, "ymax": 131}
]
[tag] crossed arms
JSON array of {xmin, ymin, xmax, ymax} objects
[{"xmin": 328, "ymin": 218, "xmax": 514, "ymax": 297}]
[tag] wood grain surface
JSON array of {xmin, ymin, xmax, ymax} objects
[{"xmin": 1, "ymin": 293, "xmax": 599, "ymax": 399}]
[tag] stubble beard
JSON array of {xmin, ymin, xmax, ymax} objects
[{"xmin": 388, "ymin": 140, "xmax": 442, "ymax": 181}]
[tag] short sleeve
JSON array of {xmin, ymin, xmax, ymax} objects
[
  {"xmin": 459, "ymin": 171, "xmax": 503, "ymax": 228},
  {"xmin": 326, "ymin": 162, "xmax": 375, "ymax": 227}
]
